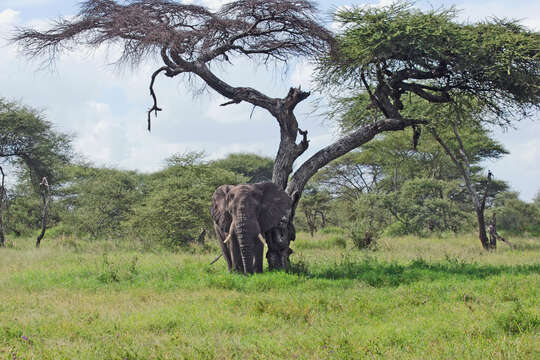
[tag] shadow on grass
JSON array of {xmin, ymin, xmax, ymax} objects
[{"xmin": 288, "ymin": 258, "xmax": 540, "ymax": 287}]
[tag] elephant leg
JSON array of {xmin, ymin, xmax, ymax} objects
[
  {"xmin": 265, "ymin": 229, "xmax": 279, "ymax": 270},
  {"xmin": 253, "ymin": 239, "xmax": 264, "ymax": 273},
  {"xmin": 214, "ymin": 224, "xmax": 233, "ymax": 271},
  {"xmin": 229, "ymin": 236, "xmax": 243, "ymax": 272}
]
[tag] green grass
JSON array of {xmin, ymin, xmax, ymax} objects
[{"xmin": 1, "ymin": 233, "xmax": 539, "ymax": 359}]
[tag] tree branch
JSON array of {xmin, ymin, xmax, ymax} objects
[
  {"xmin": 286, "ymin": 117, "xmax": 425, "ymax": 198},
  {"xmin": 429, "ymin": 127, "xmax": 481, "ymax": 210},
  {"xmin": 480, "ymin": 170, "xmax": 493, "ymax": 213},
  {"xmin": 284, "ymin": 87, "xmax": 310, "ymax": 113},
  {"xmin": 147, "ymin": 66, "xmax": 168, "ymax": 132},
  {"xmin": 220, "ymin": 99, "xmax": 242, "ymax": 106},
  {"xmin": 192, "ymin": 62, "xmax": 277, "ymax": 111}
]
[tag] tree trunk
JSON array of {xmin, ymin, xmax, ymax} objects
[
  {"xmin": 488, "ymin": 213, "xmax": 512, "ymax": 248},
  {"xmin": 36, "ymin": 177, "xmax": 49, "ymax": 248},
  {"xmin": 0, "ymin": 166, "xmax": 5, "ymax": 248},
  {"xmin": 430, "ymin": 127, "xmax": 496, "ymax": 250},
  {"xmin": 0, "ymin": 207, "xmax": 5, "ymax": 248},
  {"xmin": 317, "ymin": 210, "xmax": 327, "ymax": 228},
  {"xmin": 196, "ymin": 228, "xmax": 206, "ymax": 245},
  {"xmin": 476, "ymin": 209, "xmax": 492, "ymax": 250}
]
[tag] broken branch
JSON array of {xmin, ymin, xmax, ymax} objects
[
  {"xmin": 147, "ymin": 67, "xmax": 168, "ymax": 131},
  {"xmin": 220, "ymin": 99, "xmax": 241, "ymax": 106}
]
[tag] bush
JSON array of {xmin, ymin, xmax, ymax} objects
[
  {"xmin": 490, "ymin": 192, "xmax": 540, "ymax": 235},
  {"xmin": 330, "ymin": 235, "xmax": 347, "ymax": 248},
  {"xmin": 384, "ymin": 221, "xmax": 409, "ymax": 237},
  {"xmin": 350, "ymin": 221, "xmax": 376, "ymax": 249}
]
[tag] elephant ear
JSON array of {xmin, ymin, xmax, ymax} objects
[
  {"xmin": 210, "ymin": 185, "xmax": 233, "ymax": 232},
  {"xmin": 258, "ymin": 182, "xmax": 292, "ymax": 233}
]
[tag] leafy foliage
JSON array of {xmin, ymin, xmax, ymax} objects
[
  {"xmin": 308, "ymin": 125, "xmax": 510, "ymax": 237},
  {"xmin": 59, "ymin": 166, "xmax": 143, "ymax": 238},
  {"xmin": 127, "ymin": 152, "xmax": 245, "ymax": 246},
  {"xmin": 319, "ymin": 1, "xmax": 539, "ymax": 123},
  {"xmin": 211, "ymin": 153, "xmax": 273, "ymax": 183},
  {"xmin": 296, "ymin": 185, "xmax": 333, "ymax": 236},
  {"xmin": 490, "ymin": 192, "xmax": 540, "ymax": 235},
  {"xmin": 0, "ymin": 98, "xmax": 72, "ymax": 187}
]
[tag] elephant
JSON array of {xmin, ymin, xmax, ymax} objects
[{"xmin": 210, "ymin": 182, "xmax": 295, "ymax": 274}]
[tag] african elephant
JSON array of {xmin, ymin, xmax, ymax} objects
[{"xmin": 210, "ymin": 182, "xmax": 295, "ymax": 274}]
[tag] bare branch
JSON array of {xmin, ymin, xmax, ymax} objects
[
  {"xmin": 220, "ymin": 99, "xmax": 241, "ymax": 107},
  {"xmin": 147, "ymin": 66, "xmax": 168, "ymax": 132},
  {"xmin": 14, "ymin": 0, "xmax": 333, "ymax": 68}
]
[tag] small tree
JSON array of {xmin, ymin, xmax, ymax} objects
[
  {"xmin": 0, "ymin": 99, "xmax": 72, "ymax": 246},
  {"xmin": 35, "ymin": 177, "xmax": 49, "ymax": 248},
  {"xmin": 60, "ymin": 166, "xmax": 143, "ymax": 238},
  {"xmin": 297, "ymin": 185, "xmax": 332, "ymax": 236}
]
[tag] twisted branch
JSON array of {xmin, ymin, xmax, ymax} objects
[{"xmin": 147, "ymin": 67, "xmax": 169, "ymax": 132}]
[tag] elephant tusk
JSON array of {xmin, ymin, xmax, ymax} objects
[
  {"xmin": 224, "ymin": 220, "xmax": 235, "ymax": 244},
  {"xmin": 258, "ymin": 233, "xmax": 266, "ymax": 246}
]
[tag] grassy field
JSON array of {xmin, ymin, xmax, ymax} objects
[{"xmin": 0, "ymin": 233, "xmax": 538, "ymax": 359}]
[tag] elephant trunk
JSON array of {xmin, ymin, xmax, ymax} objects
[{"xmin": 235, "ymin": 214, "xmax": 257, "ymax": 274}]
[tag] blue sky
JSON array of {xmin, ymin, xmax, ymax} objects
[{"xmin": 1, "ymin": 0, "xmax": 539, "ymax": 201}]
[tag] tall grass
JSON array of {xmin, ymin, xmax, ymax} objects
[{"xmin": 1, "ymin": 233, "xmax": 538, "ymax": 359}]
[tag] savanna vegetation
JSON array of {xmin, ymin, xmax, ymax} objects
[
  {"xmin": 1, "ymin": 0, "xmax": 539, "ymax": 358},
  {"xmin": 0, "ymin": 233, "xmax": 538, "ymax": 359}
]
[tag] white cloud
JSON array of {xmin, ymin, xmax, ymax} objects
[
  {"xmin": 290, "ymin": 61, "xmax": 316, "ymax": 90},
  {"xmin": 0, "ymin": 9, "xmax": 19, "ymax": 25},
  {"xmin": 0, "ymin": 9, "xmax": 19, "ymax": 39},
  {"xmin": 2, "ymin": 0, "xmax": 51, "ymax": 6},
  {"xmin": 453, "ymin": 1, "xmax": 540, "ymax": 30}
]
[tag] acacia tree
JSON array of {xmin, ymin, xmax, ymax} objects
[
  {"xmin": 14, "ymin": 1, "xmax": 539, "ymax": 258},
  {"xmin": 316, "ymin": 2, "xmax": 539, "ymax": 250},
  {"xmin": 0, "ymin": 99, "xmax": 72, "ymax": 246}
]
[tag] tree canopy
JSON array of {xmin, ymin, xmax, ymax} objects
[
  {"xmin": 211, "ymin": 153, "xmax": 274, "ymax": 183},
  {"xmin": 0, "ymin": 99, "xmax": 72, "ymax": 187},
  {"xmin": 0, "ymin": 99, "xmax": 73, "ymax": 246},
  {"xmin": 318, "ymin": 2, "xmax": 539, "ymax": 124}
]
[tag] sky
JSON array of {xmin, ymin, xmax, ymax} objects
[{"xmin": 0, "ymin": 0, "xmax": 539, "ymax": 201}]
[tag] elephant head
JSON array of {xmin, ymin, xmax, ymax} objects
[
  {"xmin": 211, "ymin": 182, "xmax": 294, "ymax": 274},
  {"xmin": 265, "ymin": 215, "xmax": 295, "ymax": 270}
]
